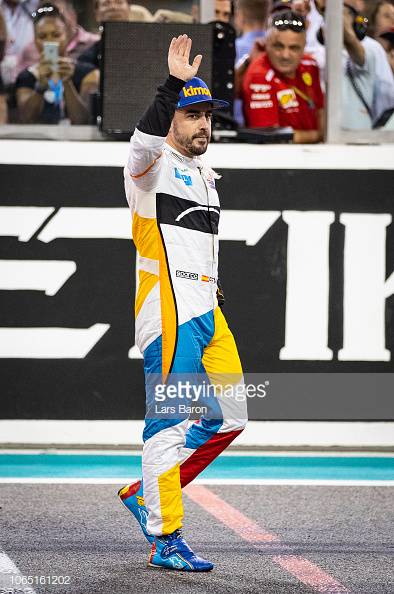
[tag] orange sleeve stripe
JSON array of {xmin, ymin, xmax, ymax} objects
[{"xmin": 130, "ymin": 154, "xmax": 162, "ymax": 179}]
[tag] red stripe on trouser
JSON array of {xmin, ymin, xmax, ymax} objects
[{"xmin": 179, "ymin": 429, "xmax": 243, "ymax": 488}]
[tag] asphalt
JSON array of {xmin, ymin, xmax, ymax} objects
[{"xmin": 0, "ymin": 484, "xmax": 393, "ymax": 594}]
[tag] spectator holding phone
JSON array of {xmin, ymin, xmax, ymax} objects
[
  {"xmin": 49, "ymin": 0, "xmax": 100, "ymax": 59},
  {"xmin": 242, "ymin": 10, "xmax": 325, "ymax": 143},
  {"xmin": 15, "ymin": 3, "xmax": 98, "ymax": 124},
  {"xmin": 19, "ymin": 0, "xmax": 100, "ymax": 69}
]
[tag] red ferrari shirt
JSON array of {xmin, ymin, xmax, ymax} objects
[{"xmin": 242, "ymin": 53, "xmax": 324, "ymax": 130}]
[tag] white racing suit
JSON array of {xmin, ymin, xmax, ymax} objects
[{"xmin": 124, "ymin": 75, "xmax": 248, "ymax": 536}]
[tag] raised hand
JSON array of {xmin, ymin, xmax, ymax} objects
[
  {"xmin": 57, "ymin": 57, "xmax": 75, "ymax": 83},
  {"xmin": 343, "ymin": 6, "xmax": 356, "ymax": 37},
  {"xmin": 168, "ymin": 34, "xmax": 202, "ymax": 82},
  {"xmin": 38, "ymin": 57, "xmax": 52, "ymax": 88},
  {"xmin": 250, "ymin": 37, "xmax": 266, "ymax": 62}
]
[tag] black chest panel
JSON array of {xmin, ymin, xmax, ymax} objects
[{"xmin": 156, "ymin": 193, "xmax": 220, "ymax": 235}]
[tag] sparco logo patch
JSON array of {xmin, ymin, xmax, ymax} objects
[{"xmin": 176, "ymin": 270, "xmax": 198, "ymax": 280}]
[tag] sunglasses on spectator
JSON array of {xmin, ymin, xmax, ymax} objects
[{"xmin": 271, "ymin": 11, "xmax": 306, "ymax": 32}]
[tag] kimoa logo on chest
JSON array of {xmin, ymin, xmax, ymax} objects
[{"xmin": 174, "ymin": 167, "xmax": 193, "ymax": 186}]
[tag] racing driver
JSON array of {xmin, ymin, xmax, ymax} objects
[{"xmin": 118, "ymin": 34, "xmax": 248, "ymax": 572}]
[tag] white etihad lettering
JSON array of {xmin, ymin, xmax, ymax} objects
[
  {"xmin": 0, "ymin": 207, "xmax": 391, "ymax": 362},
  {"xmin": 338, "ymin": 214, "xmax": 393, "ymax": 361},
  {"xmin": 0, "ymin": 325, "xmax": 110, "ymax": 359},
  {"xmin": 0, "ymin": 260, "xmax": 76, "ymax": 296},
  {"xmin": 0, "ymin": 206, "xmax": 55, "ymax": 241},
  {"xmin": 37, "ymin": 207, "xmax": 130, "ymax": 242},
  {"xmin": 280, "ymin": 211, "xmax": 334, "ymax": 361}
]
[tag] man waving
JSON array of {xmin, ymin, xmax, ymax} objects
[{"xmin": 120, "ymin": 35, "xmax": 248, "ymax": 572}]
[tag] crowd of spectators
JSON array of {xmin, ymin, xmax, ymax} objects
[
  {"xmin": 240, "ymin": 7, "xmax": 324, "ymax": 142},
  {"xmin": 301, "ymin": 0, "xmax": 394, "ymax": 130},
  {"xmin": 236, "ymin": 0, "xmax": 394, "ymax": 138},
  {"xmin": 0, "ymin": 0, "xmax": 393, "ymax": 139}
]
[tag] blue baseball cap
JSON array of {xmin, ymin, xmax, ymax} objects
[{"xmin": 177, "ymin": 77, "xmax": 229, "ymax": 110}]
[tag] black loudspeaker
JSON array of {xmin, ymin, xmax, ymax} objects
[
  {"xmin": 99, "ymin": 22, "xmax": 235, "ymax": 137},
  {"xmin": 212, "ymin": 21, "xmax": 236, "ymax": 131}
]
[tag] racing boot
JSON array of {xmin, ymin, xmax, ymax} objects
[
  {"xmin": 148, "ymin": 529, "xmax": 214, "ymax": 571},
  {"xmin": 118, "ymin": 480, "xmax": 154, "ymax": 544}
]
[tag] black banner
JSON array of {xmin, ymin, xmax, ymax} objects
[{"xmin": 0, "ymin": 165, "xmax": 393, "ymax": 420}]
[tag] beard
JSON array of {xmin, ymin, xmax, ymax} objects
[{"xmin": 172, "ymin": 124, "xmax": 210, "ymax": 156}]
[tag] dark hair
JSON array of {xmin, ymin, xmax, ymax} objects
[
  {"xmin": 235, "ymin": 0, "xmax": 271, "ymax": 24},
  {"xmin": 270, "ymin": 9, "xmax": 306, "ymax": 32},
  {"xmin": 32, "ymin": 3, "xmax": 66, "ymax": 24},
  {"xmin": 365, "ymin": 0, "xmax": 394, "ymax": 37}
]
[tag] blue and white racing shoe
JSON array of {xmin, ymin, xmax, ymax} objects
[
  {"xmin": 148, "ymin": 529, "xmax": 214, "ymax": 571},
  {"xmin": 118, "ymin": 480, "xmax": 154, "ymax": 544}
]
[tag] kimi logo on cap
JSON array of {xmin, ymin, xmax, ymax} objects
[
  {"xmin": 182, "ymin": 86, "xmax": 212, "ymax": 98},
  {"xmin": 176, "ymin": 77, "xmax": 230, "ymax": 110}
]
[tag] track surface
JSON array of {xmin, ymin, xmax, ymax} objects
[{"xmin": 1, "ymin": 483, "xmax": 393, "ymax": 594}]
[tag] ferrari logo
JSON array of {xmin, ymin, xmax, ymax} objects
[{"xmin": 277, "ymin": 88, "xmax": 298, "ymax": 109}]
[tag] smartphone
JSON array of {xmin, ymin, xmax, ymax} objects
[{"xmin": 43, "ymin": 41, "xmax": 59, "ymax": 71}]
